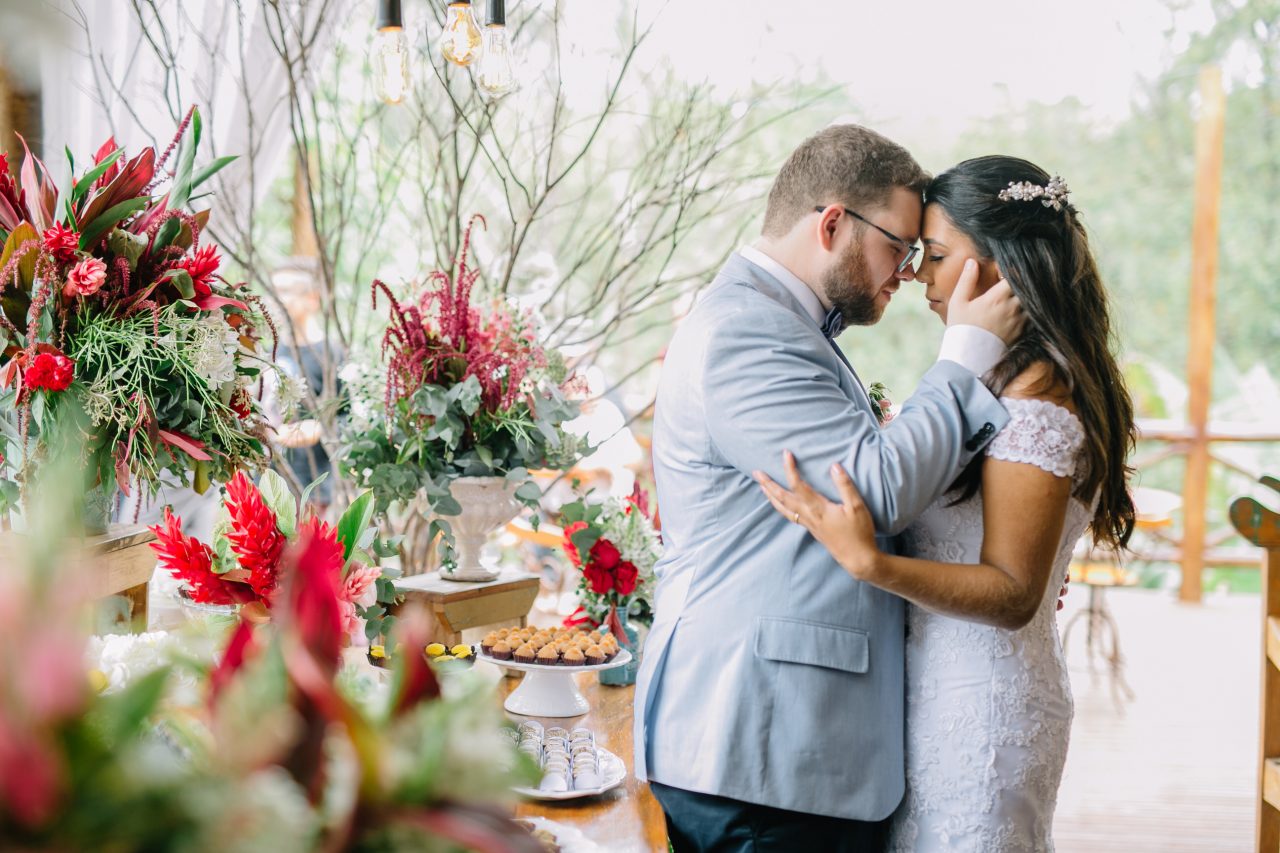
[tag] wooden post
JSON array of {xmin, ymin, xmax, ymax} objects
[
  {"xmin": 1181, "ymin": 65, "xmax": 1225, "ymax": 604},
  {"xmin": 0, "ymin": 67, "xmax": 12, "ymax": 160},
  {"xmin": 1230, "ymin": 478, "xmax": 1280, "ymax": 852},
  {"xmin": 291, "ymin": 150, "xmax": 320, "ymax": 258}
]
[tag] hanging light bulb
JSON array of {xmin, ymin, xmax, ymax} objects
[
  {"xmin": 372, "ymin": 0, "xmax": 410, "ymax": 105},
  {"xmin": 475, "ymin": 0, "xmax": 517, "ymax": 100},
  {"xmin": 439, "ymin": 0, "xmax": 483, "ymax": 67}
]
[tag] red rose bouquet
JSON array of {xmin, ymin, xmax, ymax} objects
[{"xmin": 559, "ymin": 484, "xmax": 661, "ymax": 639}]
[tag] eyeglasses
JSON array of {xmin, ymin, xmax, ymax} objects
[{"xmin": 814, "ymin": 205, "xmax": 920, "ymax": 274}]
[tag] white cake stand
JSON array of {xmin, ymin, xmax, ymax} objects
[{"xmin": 476, "ymin": 649, "xmax": 633, "ymax": 717}]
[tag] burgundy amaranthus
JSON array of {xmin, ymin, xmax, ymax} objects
[{"xmin": 372, "ymin": 214, "xmax": 546, "ymax": 414}]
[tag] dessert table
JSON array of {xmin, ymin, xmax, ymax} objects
[{"xmin": 499, "ymin": 673, "xmax": 668, "ymax": 852}]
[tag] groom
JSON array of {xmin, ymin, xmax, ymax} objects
[{"xmin": 634, "ymin": 124, "xmax": 1023, "ymax": 851}]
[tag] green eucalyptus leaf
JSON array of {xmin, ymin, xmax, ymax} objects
[{"xmin": 514, "ymin": 481, "xmax": 543, "ymax": 503}]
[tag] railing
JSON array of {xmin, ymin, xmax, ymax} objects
[{"xmin": 1134, "ymin": 419, "xmax": 1280, "ymax": 601}]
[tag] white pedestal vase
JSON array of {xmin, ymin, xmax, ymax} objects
[{"xmin": 438, "ymin": 476, "xmax": 520, "ymax": 583}]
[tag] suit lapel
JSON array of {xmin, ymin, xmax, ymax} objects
[{"xmin": 719, "ymin": 254, "xmax": 879, "ymax": 421}]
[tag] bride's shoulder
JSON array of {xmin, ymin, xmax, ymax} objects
[{"xmin": 1000, "ymin": 362, "xmax": 1075, "ymax": 413}]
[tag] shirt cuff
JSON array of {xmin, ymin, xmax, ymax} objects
[{"xmin": 936, "ymin": 325, "xmax": 1007, "ymax": 377}]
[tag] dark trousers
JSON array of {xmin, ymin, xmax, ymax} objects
[{"xmin": 651, "ymin": 781, "xmax": 890, "ymax": 853}]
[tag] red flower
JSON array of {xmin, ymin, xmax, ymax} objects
[
  {"xmin": 626, "ymin": 483, "xmax": 652, "ymax": 519},
  {"xmin": 224, "ymin": 471, "xmax": 286, "ymax": 602},
  {"xmin": 229, "ymin": 388, "xmax": 253, "ymax": 419},
  {"xmin": 584, "ymin": 562, "xmax": 614, "ymax": 595},
  {"xmin": 24, "ymin": 351, "xmax": 74, "ymax": 392},
  {"xmin": 63, "ymin": 257, "xmax": 107, "ymax": 299},
  {"xmin": 388, "ymin": 607, "xmax": 441, "ymax": 718},
  {"xmin": 209, "ymin": 619, "xmax": 258, "ymax": 706},
  {"xmin": 41, "ymin": 223, "xmax": 79, "ymax": 264},
  {"xmin": 614, "ymin": 561, "xmax": 639, "ymax": 596},
  {"xmin": 288, "ymin": 518, "xmax": 347, "ymax": 670},
  {"xmin": 91, "ymin": 137, "xmax": 121, "ymax": 189},
  {"xmin": 561, "ymin": 520, "xmax": 588, "ymax": 567},
  {"xmin": 149, "ymin": 507, "xmax": 237, "ymax": 605},
  {"xmin": 174, "ymin": 243, "xmax": 221, "ymax": 298},
  {"xmin": 588, "ymin": 537, "xmax": 621, "ymax": 572}
]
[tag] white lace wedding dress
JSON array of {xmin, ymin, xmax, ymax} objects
[{"xmin": 889, "ymin": 398, "xmax": 1093, "ymax": 852}]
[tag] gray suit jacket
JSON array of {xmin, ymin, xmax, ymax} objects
[{"xmin": 633, "ymin": 252, "xmax": 1009, "ymax": 820}]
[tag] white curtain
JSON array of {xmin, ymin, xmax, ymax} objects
[{"xmin": 39, "ymin": 0, "xmax": 341, "ymax": 218}]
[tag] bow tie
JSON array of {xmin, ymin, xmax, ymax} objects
[{"xmin": 821, "ymin": 307, "xmax": 845, "ymax": 339}]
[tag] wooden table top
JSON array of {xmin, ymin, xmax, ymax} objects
[{"xmin": 498, "ymin": 673, "xmax": 667, "ymax": 853}]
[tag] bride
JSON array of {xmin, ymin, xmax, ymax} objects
[{"xmin": 756, "ymin": 156, "xmax": 1136, "ymax": 852}]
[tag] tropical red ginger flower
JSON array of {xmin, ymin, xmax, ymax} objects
[
  {"xmin": 23, "ymin": 351, "xmax": 74, "ymax": 392},
  {"xmin": 174, "ymin": 243, "xmax": 221, "ymax": 298},
  {"xmin": 41, "ymin": 223, "xmax": 78, "ymax": 264},
  {"xmin": 338, "ymin": 563, "xmax": 380, "ymax": 637},
  {"xmin": 62, "ymin": 257, "xmax": 107, "ymax": 299},
  {"xmin": 224, "ymin": 471, "xmax": 286, "ymax": 601},
  {"xmin": 149, "ymin": 507, "xmax": 238, "ymax": 605}
]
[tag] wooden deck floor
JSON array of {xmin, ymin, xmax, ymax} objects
[{"xmin": 1054, "ymin": 587, "xmax": 1259, "ymax": 852}]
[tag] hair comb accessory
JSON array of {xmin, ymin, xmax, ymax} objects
[{"xmin": 998, "ymin": 176, "xmax": 1070, "ymax": 211}]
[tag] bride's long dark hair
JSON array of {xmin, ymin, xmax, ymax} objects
[{"xmin": 927, "ymin": 156, "xmax": 1136, "ymax": 549}]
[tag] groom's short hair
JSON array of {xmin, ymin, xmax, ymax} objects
[{"xmin": 761, "ymin": 124, "xmax": 929, "ymax": 238}]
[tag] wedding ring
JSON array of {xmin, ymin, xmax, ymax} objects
[{"xmin": 793, "ymin": 511, "xmax": 800, "ymax": 524}]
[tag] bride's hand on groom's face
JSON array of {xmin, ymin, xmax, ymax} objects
[
  {"xmin": 945, "ymin": 258, "xmax": 1027, "ymax": 345},
  {"xmin": 754, "ymin": 451, "xmax": 882, "ymax": 581}
]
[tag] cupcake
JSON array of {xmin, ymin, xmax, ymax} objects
[
  {"xmin": 490, "ymin": 640, "xmax": 513, "ymax": 661},
  {"xmin": 584, "ymin": 645, "xmax": 605, "ymax": 666},
  {"xmin": 514, "ymin": 643, "xmax": 537, "ymax": 664},
  {"xmin": 536, "ymin": 644, "xmax": 561, "ymax": 666},
  {"xmin": 562, "ymin": 647, "xmax": 586, "ymax": 666},
  {"xmin": 481, "ymin": 633, "xmax": 500, "ymax": 655}
]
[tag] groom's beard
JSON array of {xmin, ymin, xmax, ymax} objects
[{"xmin": 821, "ymin": 240, "xmax": 883, "ymax": 327}]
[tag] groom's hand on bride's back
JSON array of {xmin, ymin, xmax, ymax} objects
[{"xmin": 946, "ymin": 258, "xmax": 1026, "ymax": 344}]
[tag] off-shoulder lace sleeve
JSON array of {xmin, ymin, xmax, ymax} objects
[{"xmin": 986, "ymin": 397, "xmax": 1085, "ymax": 478}]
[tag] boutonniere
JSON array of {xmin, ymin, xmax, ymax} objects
[{"xmin": 868, "ymin": 382, "xmax": 895, "ymax": 425}]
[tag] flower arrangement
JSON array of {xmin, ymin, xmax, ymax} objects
[
  {"xmin": 150, "ymin": 470, "xmax": 401, "ymax": 644},
  {"xmin": 342, "ymin": 215, "xmax": 586, "ymax": 566},
  {"xmin": 0, "ymin": 107, "xmax": 276, "ymax": 520},
  {"xmin": 0, "ymin": 506, "xmax": 541, "ymax": 852},
  {"xmin": 559, "ymin": 484, "xmax": 661, "ymax": 636}
]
